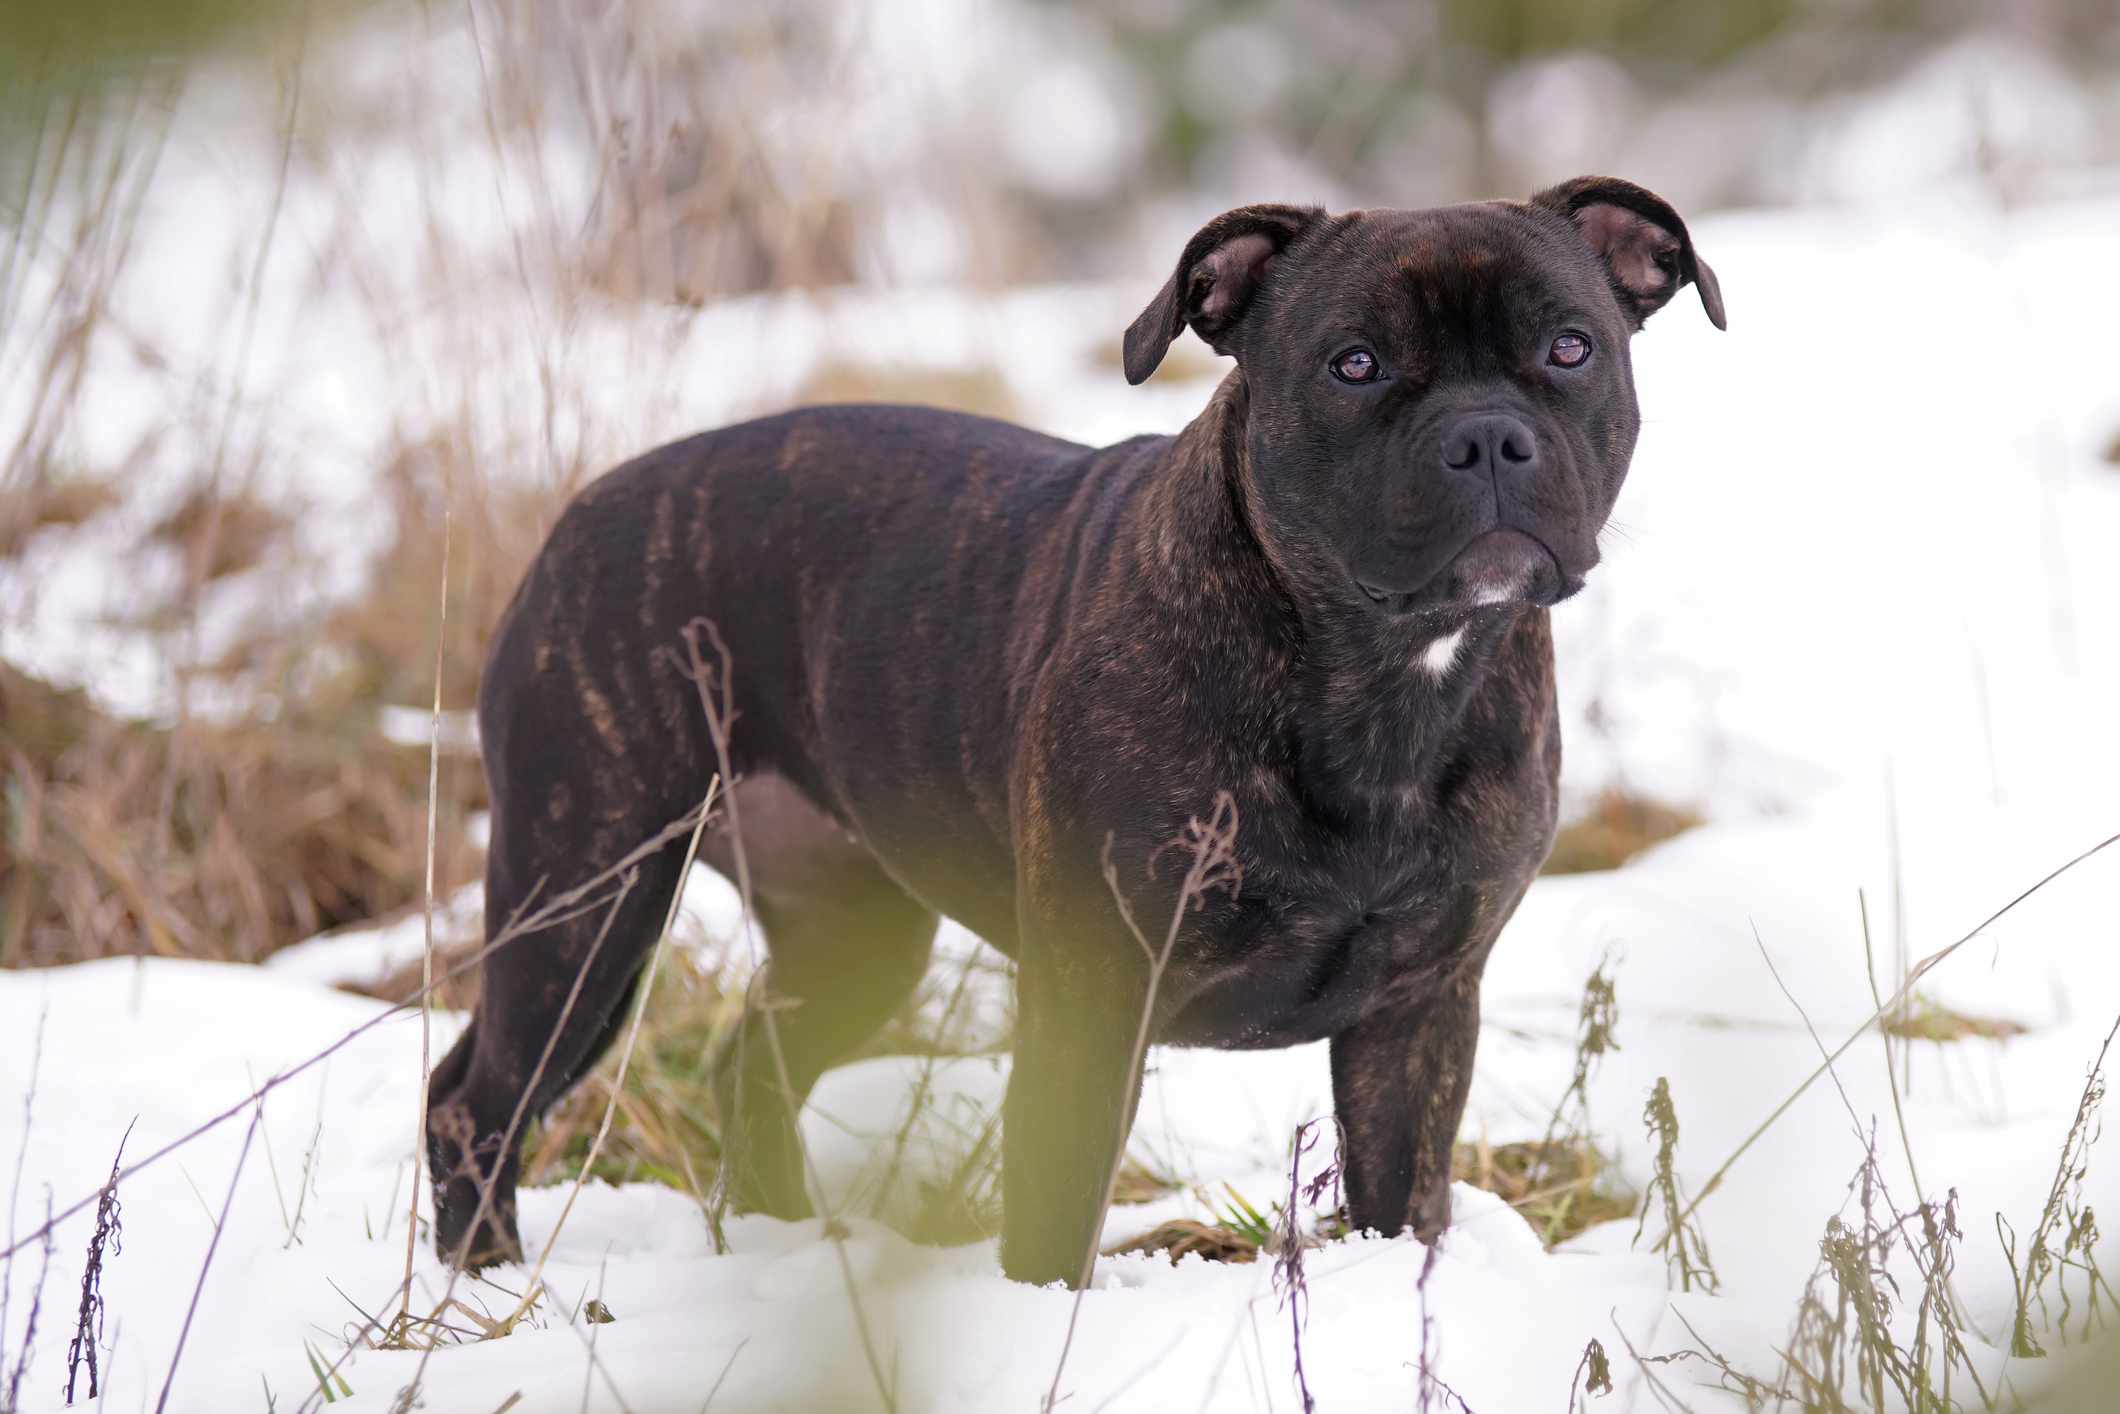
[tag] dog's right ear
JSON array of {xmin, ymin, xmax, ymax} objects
[{"xmin": 1123, "ymin": 204, "xmax": 1325, "ymax": 385}]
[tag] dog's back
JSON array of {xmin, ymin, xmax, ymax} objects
[{"xmin": 475, "ymin": 402, "xmax": 1114, "ymax": 936}]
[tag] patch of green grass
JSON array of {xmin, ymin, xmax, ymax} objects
[{"xmin": 1104, "ymin": 1181, "xmax": 1287, "ymax": 1266}]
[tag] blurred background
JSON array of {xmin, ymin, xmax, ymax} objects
[{"xmin": 1, "ymin": 0, "xmax": 2117, "ymax": 971}]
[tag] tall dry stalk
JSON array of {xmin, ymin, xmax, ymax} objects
[
  {"xmin": 671, "ymin": 618, "xmax": 899, "ymax": 1413},
  {"xmin": 1680, "ymin": 829, "xmax": 2120, "ymax": 1230},
  {"xmin": 153, "ymin": 1102, "xmax": 262, "ymax": 1414},
  {"xmin": 1, "ymin": 801, "xmax": 717, "ymax": 1268},
  {"xmin": 1043, "ymin": 792, "xmax": 1242, "ymax": 1412},
  {"xmin": 401, "ymin": 509, "xmax": 450, "ymax": 1324}
]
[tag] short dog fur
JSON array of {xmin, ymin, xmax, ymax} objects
[{"xmin": 426, "ymin": 174, "xmax": 1725, "ymax": 1287}]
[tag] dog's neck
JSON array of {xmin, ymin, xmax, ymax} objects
[{"xmin": 1135, "ymin": 372, "xmax": 1538, "ymax": 808}]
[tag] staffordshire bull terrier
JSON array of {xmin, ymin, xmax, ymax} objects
[{"xmin": 425, "ymin": 174, "xmax": 1724, "ymax": 1287}]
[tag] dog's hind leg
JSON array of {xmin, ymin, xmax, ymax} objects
[
  {"xmin": 706, "ymin": 775, "xmax": 939, "ymax": 1221},
  {"xmin": 426, "ymin": 767, "xmax": 698, "ymax": 1270}
]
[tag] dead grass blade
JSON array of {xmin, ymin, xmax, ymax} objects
[
  {"xmin": 401, "ymin": 507, "xmax": 452, "ymax": 1326},
  {"xmin": 1043, "ymin": 792, "xmax": 1242, "ymax": 1412},
  {"xmin": 1679, "ymin": 829, "xmax": 2120, "ymax": 1230},
  {"xmin": 0, "ymin": 798, "xmax": 715, "ymax": 1266},
  {"xmin": 62, "ymin": 1117, "xmax": 131, "ymax": 1405},
  {"xmin": 674, "ymin": 618, "xmax": 900, "ymax": 1414},
  {"xmin": 2005, "ymin": 1007, "xmax": 2120, "ymax": 1357},
  {"xmin": 154, "ymin": 1101, "xmax": 262, "ymax": 1414}
]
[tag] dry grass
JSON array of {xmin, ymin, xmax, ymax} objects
[
  {"xmin": 311, "ymin": 444, "xmax": 558, "ymax": 713},
  {"xmin": 1103, "ymin": 1138, "xmax": 1634, "ymax": 1271},
  {"xmin": 1883, "ymin": 996, "xmax": 2030, "ymax": 1045},
  {"xmin": 518, "ymin": 947, "xmax": 740, "ymax": 1195},
  {"xmin": 0, "ymin": 661, "xmax": 484, "ymax": 967},
  {"xmin": 1090, "ymin": 1143, "xmax": 1634, "ymax": 1276},
  {"xmin": 0, "ymin": 0, "xmax": 929, "ymax": 983},
  {"xmin": 144, "ymin": 486, "xmax": 290, "ymax": 589},
  {"xmin": 340, "ymin": 937, "xmax": 485, "ymax": 1011},
  {"xmin": 1544, "ymin": 787, "xmax": 1703, "ymax": 875},
  {"xmin": 1456, "ymin": 1137, "xmax": 1635, "ymax": 1247},
  {"xmin": 1110, "ymin": 1154, "xmax": 1182, "ymax": 1206},
  {"xmin": 1106, "ymin": 1216, "xmax": 1268, "ymax": 1266},
  {"xmin": 796, "ymin": 360, "xmax": 1020, "ymax": 423},
  {"xmin": 0, "ymin": 473, "xmax": 121, "ymax": 562}
]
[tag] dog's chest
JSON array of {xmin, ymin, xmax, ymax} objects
[{"xmin": 1160, "ymin": 844, "xmax": 1491, "ymax": 1049}]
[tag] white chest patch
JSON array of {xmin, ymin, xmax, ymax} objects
[{"xmin": 1421, "ymin": 628, "xmax": 1467, "ymax": 677}]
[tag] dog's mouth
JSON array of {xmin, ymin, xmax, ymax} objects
[
  {"xmin": 1355, "ymin": 529, "xmax": 1568, "ymax": 615},
  {"xmin": 1354, "ymin": 578, "xmax": 1422, "ymax": 615}
]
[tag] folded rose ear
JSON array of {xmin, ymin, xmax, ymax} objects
[
  {"xmin": 1123, "ymin": 203, "xmax": 1325, "ymax": 385},
  {"xmin": 1531, "ymin": 176, "xmax": 1725, "ymax": 332}
]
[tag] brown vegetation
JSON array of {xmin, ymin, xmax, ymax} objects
[
  {"xmin": 1543, "ymin": 786, "xmax": 1703, "ymax": 874},
  {"xmin": 0, "ymin": 659, "xmax": 483, "ymax": 967}
]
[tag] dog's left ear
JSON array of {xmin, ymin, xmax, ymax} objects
[
  {"xmin": 1532, "ymin": 176, "xmax": 1726, "ymax": 332},
  {"xmin": 1123, "ymin": 203, "xmax": 1326, "ymax": 385}
]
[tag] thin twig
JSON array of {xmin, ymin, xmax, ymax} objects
[
  {"xmin": 1, "ymin": 1191, "xmax": 52, "ymax": 1414},
  {"xmin": 2, "ymin": 801, "xmax": 714, "ymax": 1265},
  {"xmin": 394, "ymin": 840, "xmax": 673, "ymax": 1404},
  {"xmin": 1859, "ymin": 889, "xmax": 1991, "ymax": 1348},
  {"xmin": 675, "ymin": 618, "xmax": 900, "ymax": 1414},
  {"xmin": 1044, "ymin": 793, "xmax": 1241, "ymax": 1412},
  {"xmin": 490, "ymin": 796, "xmax": 712, "ymax": 1322},
  {"xmin": 1751, "ymin": 926, "xmax": 1993, "ymax": 1410},
  {"xmin": 1679, "ymin": 828, "xmax": 2120, "ymax": 1228},
  {"xmin": 698, "ymin": 1337, "xmax": 747, "ymax": 1412},
  {"xmin": 403, "ymin": 509, "xmax": 452, "ymax": 1320},
  {"xmin": 1, "ymin": 1005, "xmax": 47, "ymax": 1378},
  {"xmin": 154, "ymin": 1101, "xmax": 264, "ymax": 1414}
]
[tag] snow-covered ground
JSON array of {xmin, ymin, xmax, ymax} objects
[
  {"xmin": 6, "ymin": 30, "xmax": 2120, "ymax": 1409},
  {"xmin": 5, "ymin": 784, "xmax": 2119, "ymax": 1412}
]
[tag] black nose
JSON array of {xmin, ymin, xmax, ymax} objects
[{"xmin": 1440, "ymin": 413, "xmax": 1539, "ymax": 479}]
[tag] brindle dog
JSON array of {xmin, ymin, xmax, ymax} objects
[{"xmin": 426, "ymin": 175, "xmax": 1725, "ymax": 1287}]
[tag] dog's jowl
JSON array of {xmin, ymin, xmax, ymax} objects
[{"xmin": 425, "ymin": 175, "xmax": 1725, "ymax": 1287}]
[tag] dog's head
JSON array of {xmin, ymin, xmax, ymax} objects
[{"xmin": 1124, "ymin": 177, "xmax": 1724, "ymax": 617}]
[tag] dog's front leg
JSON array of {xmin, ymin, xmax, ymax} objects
[
  {"xmin": 999, "ymin": 937, "xmax": 1153, "ymax": 1287},
  {"xmin": 1329, "ymin": 969, "xmax": 1481, "ymax": 1245}
]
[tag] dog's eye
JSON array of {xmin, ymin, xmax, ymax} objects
[
  {"xmin": 1548, "ymin": 332, "xmax": 1592, "ymax": 368},
  {"xmin": 1330, "ymin": 348, "xmax": 1379, "ymax": 384}
]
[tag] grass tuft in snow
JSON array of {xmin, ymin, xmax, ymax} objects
[
  {"xmin": 302, "ymin": 1337, "xmax": 352, "ymax": 1403},
  {"xmin": 1109, "ymin": 1154, "xmax": 1183, "ymax": 1206},
  {"xmin": 1542, "ymin": 950, "xmax": 1622, "ymax": 1149},
  {"xmin": 0, "ymin": 660, "xmax": 485, "ymax": 968},
  {"xmin": 1476, "ymin": 948, "xmax": 1640, "ymax": 1250},
  {"xmin": 1633, "ymin": 1076, "xmax": 1720, "ymax": 1294},
  {"xmin": 520, "ymin": 947, "xmax": 740, "ymax": 1198},
  {"xmin": 1456, "ymin": 1136, "xmax": 1633, "ymax": 1250},
  {"xmin": 1882, "ymin": 997, "xmax": 2030, "ymax": 1045},
  {"xmin": 1105, "ymin": 1179, "xmax": 1294, "ymax": 1267},
  {"xmin": 1774, "ymin": 1129, "xmax": 1988, "ymax": 1412},
  {"xmin": 1105, "ymin": 1212, "xmax": 1272, "ymax": 1267},
  {"xmin": 2005, "ymin": 1009, "xmax": 2120, "ymax": 1357}
]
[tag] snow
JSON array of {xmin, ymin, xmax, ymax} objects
[
  {"xmin": 6, "ymin": 25, "xmax": 2120, "ymax": 1410},
  {"xmin": 6, "ymin": 789, "xmax": 2118, "ymax": 1410}
]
